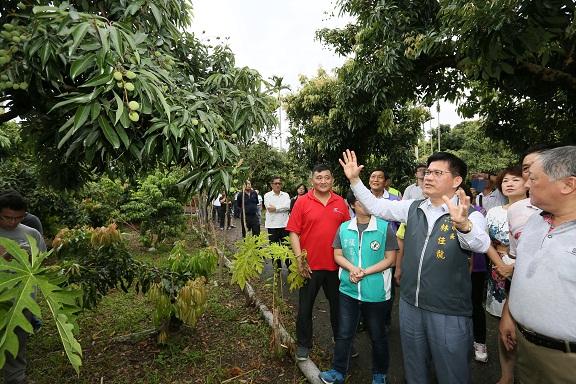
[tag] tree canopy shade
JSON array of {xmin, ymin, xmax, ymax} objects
[
  {"xmin": 317, "ymin": 0, "xmax": 576, "ymax": 152},
  {"xmin": 0, "ymin": 0, "xmax": 278, "ymax": 193}
]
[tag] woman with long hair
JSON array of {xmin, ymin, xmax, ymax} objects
[{"xmin": 289, "ymin": 183, "xmax": 308, "ymax": 213}]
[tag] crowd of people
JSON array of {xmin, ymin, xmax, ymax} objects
[{"xmin": 277, "ymin": 145, "xmax": 575, "ymax": 384}]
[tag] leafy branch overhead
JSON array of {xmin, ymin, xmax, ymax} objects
[
  {"xmin": 0, "ymin": 0, "xmax": 279, "ymax": 192},
  {"xmin": 316, "ymin": 0, "xmax": 576, "ymax": 151},
  {"xmin": 0, "ymin": 236, "xmax": 83, "ymax": 375}
]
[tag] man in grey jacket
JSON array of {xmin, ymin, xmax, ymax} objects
[{"xmin": 340, "ymin": 150, "xmax": 489, "ymax": 384}]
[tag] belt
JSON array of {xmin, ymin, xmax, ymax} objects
[{"xmin": 517, "ymin": 323, "xmax": 576, "ymax": 353}]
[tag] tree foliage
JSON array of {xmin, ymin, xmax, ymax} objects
[
  {"xmin": 284, "ymin": 69, "xmax": 425, "ymax": 189},
  {"xmin": 317, "ymin": 0, "xmax": 576, "ymax": 152},
  {"xmin": 121, "ymin": 171, "xmax": 188, "ymax": 247},
  {"xmin": 420, "ymin": 120, "xmax": 518, "ymax": 176},
  {"xmin": 0, "ymin": 0, "xmax": 278, "ymax": 192},
  {"xmin": 239, "ymin": 141, "xmax": 310, "ymax": 195},
  {"xmin": 52, "ymin": 223, "xmax": 139, "ymax": 309}
]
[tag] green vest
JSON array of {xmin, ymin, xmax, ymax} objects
[{"xmin": 338, "ymin": 216, "xmax": 392, "ymax": 303}]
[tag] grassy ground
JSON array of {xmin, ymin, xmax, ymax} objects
[{"xmin": 19, "ymin": 227, "xmax": 307, "ymax": 384}]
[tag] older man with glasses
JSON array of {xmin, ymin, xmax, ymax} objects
[
  {"xmin": 340, "ymin": 150, "xmax": 490, "ymax": 384},
  {"xmin": 499, "ymin": 146, "xmax": 576, "ymax": 384},
  {"xmin": 264, "ymin": 177, "xmax": 291, "ymax": 269}
]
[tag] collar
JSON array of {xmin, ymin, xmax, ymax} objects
[
  {"xmin": 422, "ymin": 194, "xmax": 459, "ymax": 212},
  {"xmin": 308, "ymin": 188, "xmax": 334, "ymax": 202},
  {"xmin": 346, "ymin": 215, "xmax": 378, "ymax": 232}
]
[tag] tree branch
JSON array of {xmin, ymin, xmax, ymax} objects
[
  {"xmin": 516, "ymin": 62, "xmax": 576, "ymax": 92},
  {"xmin": 0, "ymin": 108, "xmax": 21, "ymax": 124}
]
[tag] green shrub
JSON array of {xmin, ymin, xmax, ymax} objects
[
  {"xmin": 121, "ymin": 172, "xmax": 187, "ymax": 247},
  {"xmin": 145, "ymin": 241, "xmax": 217, "ymax": 342}
]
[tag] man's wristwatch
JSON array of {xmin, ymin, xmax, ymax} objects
[{"xmin": 458, "ymin": 220, "xmax": 473, "ymax": 234}]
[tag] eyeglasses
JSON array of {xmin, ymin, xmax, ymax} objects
[
  {"xmin": 0, "ymin": 214, "xmax": 25, "ymax": 222},
  {"xmin": 271, "ymin": 182, "xmax": 282, "ymax": 185},
  {"xmin": 421, "ymin": 169, "xmax": 454, "ymax": 178}
]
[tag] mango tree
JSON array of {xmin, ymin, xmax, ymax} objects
[
  {"xmin": 0, "ymin": 0, "xmax": 278, "ymax": 192},
  {"xmin": 0, "ymin": 0, "xmax": 278, "ymax": 375}
]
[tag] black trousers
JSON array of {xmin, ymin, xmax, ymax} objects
[
  {"xmin": 296, "ymin": 270, "xmax": 340, "ymax": 348},
  {"xmin": 267, "ymin": 227, "xmax": 289, "ymax": 268},
  {"xmin": 471, "ymin": 270, "xmax": 487, "ymax": 344},
  {"xmin": 218, "ymin": 205, "xmax": 231, "ymax": 229},
  {"xmin": 240, "ymin": 213, "xmax": 260, "ymax": 238}
]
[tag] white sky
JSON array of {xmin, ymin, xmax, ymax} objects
[{"xmin": 189, "ymin": 1, "xmax": 464, "ymax": 148}]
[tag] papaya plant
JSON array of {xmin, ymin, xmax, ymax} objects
[
  {"xmin": 229, "ymin": 233, "xmax": 305, "ymax": 356},
  {"xmin": 0, "ymin": 236, "xmax": 83, "ymax": 375},
  {"xmin": 146, "ymin": 240, "xmax": 216, "ymax": 343}
]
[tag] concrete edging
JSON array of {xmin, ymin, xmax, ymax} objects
[{"xmin": 221, "ymin": 253, "xmax": 323, "ymax": 383}]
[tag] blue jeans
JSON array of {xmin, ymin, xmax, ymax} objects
[{"xmin": 332, "ymin": 293, "xmax": 392, "ymax": 375}]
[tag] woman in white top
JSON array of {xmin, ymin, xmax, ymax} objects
[{"xmin": 486, "ymin": 165, "xmax": 527, "ymax": 384}]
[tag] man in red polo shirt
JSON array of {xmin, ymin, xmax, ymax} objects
[{"xmin": 287, "ymin": 164, "xmax": 350, "ymax": 361}]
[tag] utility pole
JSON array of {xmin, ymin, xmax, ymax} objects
[
  {"xmin": 429, "ymin": 107, "xmax": 433, "ymax": 154},
  {"xmin": 436, "ymin": 102, "xmax": 441, "ymax": 152}
]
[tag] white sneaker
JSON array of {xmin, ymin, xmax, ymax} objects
[{"xmin": 474, "ymin": 342, "xmax": 488, "ymax": 362}]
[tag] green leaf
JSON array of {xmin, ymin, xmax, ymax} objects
[
  {"xmin": 144, "ymin": 134, "xmax": 158, "ymax": 155},
  {"xmin": 501, "ymin": 62, "xmax": 514, "ymax": 75},
  {"xmin": 32, "ymin": 5, "xmax": 61, "ymax": 14},
  {"xmin": 97, "ymin": 27, "xmax": 109, "ymax": 54},
  {"xmin": 149, "ymin": 4, "xmax": 163, "ymax": 27},
  {"xmin": 39, "ymin": 41, "xmax": 52, "ymax": 67},
  {"xmin": 113, "ymin": 91, "xmax": 124, "ymax": 125},
  {"xmin": 73, "ymin": 104, "xmax": 90, "ymax": 132},
  {"xmin": 116, "ymin": 123, "xmax": 131, "ymax": 149},
  {"xmin": 98, "ymin": 115, "xmax": 121, "ymax": 149},
  {"xmin": 154, "ymin": 86, "xmax": 171, "ymax": 122},
  {"xmin": 69, "ymin": 22, "xmax": 90, "ymax": 57},
  {"xmin": 163, "ymin": 142, "xmax": 174, "ymax": 164},
  {"xmin": 90, "ymin": 102, "xmax": 101, "ymax": 121},
  {"xmin": 109, "ymin": 26, "xmax": 123, "ymax": 59},
  {"xmin": 80, "ymin": 72, "xmax": 112, "ymax": 88},
  {"xmin": 70, "ymin": 54, "xmax": 96, "ymax": 81},
  {"xmin": 0, "ymin": 237, "xmax": 82, "ymax": 374}
]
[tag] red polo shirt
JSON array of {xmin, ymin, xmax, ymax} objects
[{"xmin": 286, "ymin": 189, "xmax": 350, "ymax": 271}]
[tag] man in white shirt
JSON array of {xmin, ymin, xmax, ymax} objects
[
  {"xmin": 500, "ymin": 146, "xmax": 576, "ymax": 384},
  {"xmin": 264, "ymin": 177, "xmax": 291, "ymax": 269},
  {"xmin": 475, "ymin": 171, "xmax": 507, "ymax": 211}
]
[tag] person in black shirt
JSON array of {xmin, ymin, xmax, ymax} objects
[{"xmin": 236, "ymin": 180, "xmax": 261, "ymax": 238}]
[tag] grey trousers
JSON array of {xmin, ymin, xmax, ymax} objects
[
  {"xmin": 3, "ymin": 309, "xmax": 31, "ymax": 384},
  {"xmin": 399, "ymin": 298, "xmax": 473, "ymax": 384}
]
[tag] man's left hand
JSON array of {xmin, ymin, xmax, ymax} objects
[{"xmin": 443, "ymin": 188, "xmax": 471, "ymax": 231}]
